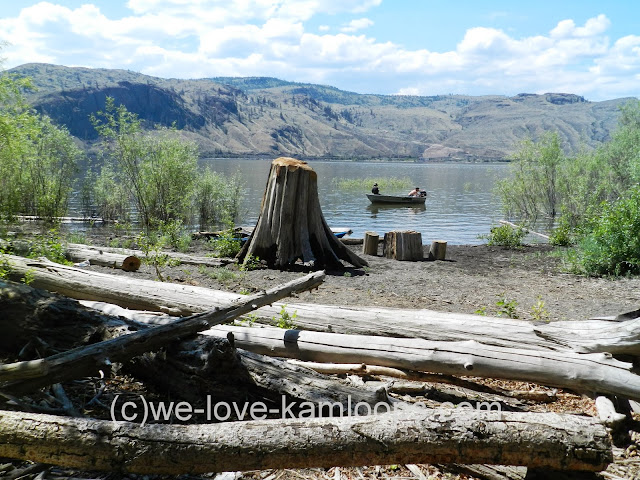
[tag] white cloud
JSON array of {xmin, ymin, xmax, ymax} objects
[
  {"xmin": 340, "ymin": 18, "xmax": 373, "ymax": 33},
  {"xmin": 0, "ymin": 4, "xmax": 637, "ymax": 101}
]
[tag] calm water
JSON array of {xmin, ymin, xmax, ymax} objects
[{"xmin": 203, "ymin": 159, "xmax": 509, "ymax": 245}]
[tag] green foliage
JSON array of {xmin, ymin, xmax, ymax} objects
[
  {"xmin": 480, "ymin": 224, "xmax": 527, "ymax": 248},
  {"xmin": 497, "ymin": 132, "xmax": 564, "ymax": 223},
  {"xmin": 273, "ymin": 305, "xmax": 297, "ymax": 329},
  {"xmin": 568, "ymin": 187, "xmax": 640, "ymax": 276},
  {"xmin": 548, "ymin": 216, "xmax": 575, "ymax": 247},
  {"xmin": 91, "ymin": 97, "xmax": 198, "ymax": 229},
  {"xmin": 332, "ymin": 176, "xmax": 412, "ymax": 192},
  {"xmin": 0, "ymin": 57, "xmax": 81, "ymax": 220},
  {"xmin": 208, "ymin": 229, "xmax": 243, "ymax": 258},
  {"xmin": 194, "ymin": 168, "xmax": 243, "ymax": 230},
  {"xmin": 157, "ymin": 220, "xmax": 191, "ymax": 252},
  {"xmin": 239, "ymin": 254, "xmax": 262, "ymax": 271},
  {"xmin": 202, "ymin": 266, "xmax": 238, "ymax": 283},
  {"xmin": 530, "ymin": 296, "xmax": 550, "ymax": 322},
  {"xmin": 27, "ymin": 229, "xmax": 71, "ymax": 265},
  {"xmin": 474, "ymin": 306, "xmax": 487, "ymax": 316},
  {"xmin": 495, "ymin": 296, "xmax": 519, "ymax": 319},
  {"xmin": 21, "ymin": 269, "xmax": 35, "ymax": 285},
  {"xmin": 0, "ymin": 254, "xmax": 11, "ymax": 280}
]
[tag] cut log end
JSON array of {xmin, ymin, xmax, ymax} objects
[{"xmin": 122, "ymin": 256, "xmax": 142, "ymax": 272}]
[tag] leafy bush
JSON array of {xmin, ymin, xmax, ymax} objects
[
  {"xmin": 208, "ymin": 229, "xmax": 242, "ymax": 258},
  {"xmin": 480, "ymin": 224, "xmax": 527, "ymax": 248},
  {"xmin": 194, "ymin": 168, "xmax": 243, "ymax": 230},
  {"xmin": 27, "ymin": 229, "xmax": 71, "ymax": 265},
  {"xmin": 569, "ymin": 187, "xmax": 640, "ymax": 276}
]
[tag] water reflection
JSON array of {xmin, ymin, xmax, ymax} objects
[{"xmin": 367, "ymin": 203, "xmax": 427, "ymax": 216}]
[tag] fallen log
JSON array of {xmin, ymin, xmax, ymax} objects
[
  {"xmin": 204, "ymin": 325, "xmax": 640, "ymax": 401},
  {"xmin": 1, "ymin": 271, "xmax": 325, "ymax": 394},
  {"xmin": 0, "ymin": 279, "xmax": 387, "ymax": 418},
  {"xmin": 65, "ymin": 245, "xmax": 141, "ymax": 271},
  {"xmin": 0, "ymin": 408, "xmax": 612, "ymax": 473},
  {"xmin": 6, "ymin": 254, "xmax": 640, "ymax": 356},
  {"xmin": 67, "ymin": 243, "xmax": 234, "ymax": 268}
]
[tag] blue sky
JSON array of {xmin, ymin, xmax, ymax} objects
[{"xmin": 1, "ymin": 0, "xmax": 638, "ymax": 101}]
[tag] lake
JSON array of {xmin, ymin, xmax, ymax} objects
[{"xmin": 203, "ymin": 159, "xmax": 509, "ymax": 245}]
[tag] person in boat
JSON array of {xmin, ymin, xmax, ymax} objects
[
  {"xmin": 371, "ymin": 183, "xmax": 380, "ymax": 195},
  {"xmin": 408, "ymin": 187, "xmax": 421, "ymax": 197}
]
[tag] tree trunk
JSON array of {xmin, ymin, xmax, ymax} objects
[
  {"xmin": 204, "ymin": 325, "xmax": 640, "ymax": 401},
  {"xmin": 6, "ymin": 254, "xmax": 640, "ymax": 356},
  {"xmin": 0, "ymin": 409, "xmax": 611, "ymax": 474},
  {"xmin": 383, "ymin": 230, "xmax": 423, "ymax": 261},
  {"xmin": 362, "ymin": 231, "xmax": 379, "ymax": 255},
  {"xmin": 429, "ymin": 240, "xmax": 447, "ymax": 261},
  {"xmin": 237, "ymin": 157, "xmax": 368, "ymax": 269},
  {"xmin": 65, "ymin": 245, "xmax": 141, "ymax": 271}
]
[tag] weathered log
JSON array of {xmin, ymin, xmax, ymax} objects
[
  {"xmin": 204, "ymin": 325, "xmax": 640, "ymax": 401},
  {"xmin": 0, "ymin": 280, "xmax": 386, "ymax": 418},
  {"xmin": 362, "ymin": 231, "xmax": 379, "ymax": 256},
  {"xmin": 383, "ymin": 230, "xmax": 423, "ymax": 261},
  {"xmin": 0, "ymin": 409, "xmax": 612, "ymax": 473},
  {"xmin": 1, "ymin": 271, "xmax": 325, "ymax": 394},
  {"xmin": 67, "ymin": 243, "xmax": 233, "ymax": 268},
  {"xmin": 6, "ymin": 254, "xmax": 640, "ymax": 356},
  {"xmin": 595, "ymin": 396, "xmax": 627, "ymax": 427},
  {"xmin": 237, "ymin": 157, "xmax": 368, "ymax": 269},
  {"xmin": 65, "ymin": 245, "xmax": 141, "ymax": 271},
  {"xmin": 429, "ymin": 240, "xmax": 447, "ymax": 261}
]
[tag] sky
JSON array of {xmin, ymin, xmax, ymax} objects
[{"xmin": 0, "ymin": 0, "xmax": 639, "ymax": 101}]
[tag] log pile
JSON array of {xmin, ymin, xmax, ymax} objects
[{"xmin": 3, "ymin": 249, "xmax": 640, "ymax": 478}]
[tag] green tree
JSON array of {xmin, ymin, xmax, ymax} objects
[
  {"xmin": 497, "ymin": 131, "xmax": 565, "ymax": 224},
  {"xmin": 91, "ymin": 97, "xmax": 198, "ymax": 229},
  {"xmin": 0, "ymin": 50, "xmax": 80, "ymax": 220}
]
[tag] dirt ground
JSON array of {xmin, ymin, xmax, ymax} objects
[{"xmin": 109, "ymin": 240, "xmax": 640, "ymax": 324}]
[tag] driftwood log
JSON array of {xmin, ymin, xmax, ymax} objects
[
  {"xmin": 65, "ymin": 245, "xmax": 141, "ymax": 271},
  {"xmin": 237, "ymin": 157, "xmax": 368, "ymax": 269},
  {"xmin": 0, "ymin": 280, "xmax": 389, "ymax": 418},
  {"xmin": 0, "ymin": 271, "xmax": 325, "ymax": 394},
  {"xmin": 205, "ymin": 325, "xmax": 640, "ymax": 401},
  {"xmin": 6, "ymin": 254, "xmax": 640, "ymax": 356},
  {"xmin": 67, "ymin": 243, "xmax": 234, "ymax": 268},
  {"xmin": 0, "ymin": 409, "xmax": 611, "ymax": 473}
]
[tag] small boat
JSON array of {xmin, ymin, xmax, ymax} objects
[{"xmin": 366, "ymin": 194, "xmax": 426, "ymax": 205}]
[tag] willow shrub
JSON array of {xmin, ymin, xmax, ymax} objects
[{"xmin": 569, "ymin": 187, "xmax": 640, "ymax": 276}]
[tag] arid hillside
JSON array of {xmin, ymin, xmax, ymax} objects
[{"xmin": 9, "ymin": 63, "xmax": 634, "ymax": 160}]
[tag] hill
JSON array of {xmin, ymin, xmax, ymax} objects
[{"xmin": 8, "ymin": 63, "xmax": 635, "ymax": 160}]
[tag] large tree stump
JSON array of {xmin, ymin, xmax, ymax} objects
[
  {"xmin": 237, "ymin": 157, "xmax": 368, "ymax": 269},
  {"xmin": 383, "ymin": 230, "xmax": 423, "ymax": 261}
]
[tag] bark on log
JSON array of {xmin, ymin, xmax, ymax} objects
[
  {"xmin": 429, "ymin": 240, "xmax": 447, "ymax": 261},
  {"xmin": 0, "ymin": 280, "xmax": 386, "ymax": 418},
  {"xmin": 67, "ymin": 243, "xmax": 233, "ymax": 268},
  {"xmin": 0, "ymin": 409, "xmax": 612, "ymax": 473},
  {"xmin": 1, "ymin": 271, "xmax": 325, "ymax": 394},
  {"xmin": 237, "ymin": 157, "xmax": 368, "ymax": 269},
  {"xmin": 65, "ymin": 245, "xmax": 141, "ymax": 271},
  {"xmin": 204, "ymin": 325, "xmax": 640, "ymax": 401},
  {"xmin": 383, "ymin": 230, "xmax": 423, "ymax": 261},
  {"xmin": 6, "ymin": 254, "xmax": 640, "ymax": 356},
  {"xmin": 362, "ymin": 232, "xmax": 379, "ymax": 256}
]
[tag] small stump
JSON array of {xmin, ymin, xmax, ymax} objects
[
  {"xmin": 429, "ymin": 240, "xmax": 447, "ymax": 261},
  {"xmin": 383, "ymin": 230, "xmax": 423, "ymax": 261},
  {"xmin": 362, "ymin": 231, "xmax": 379, "ymax": 256}
]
